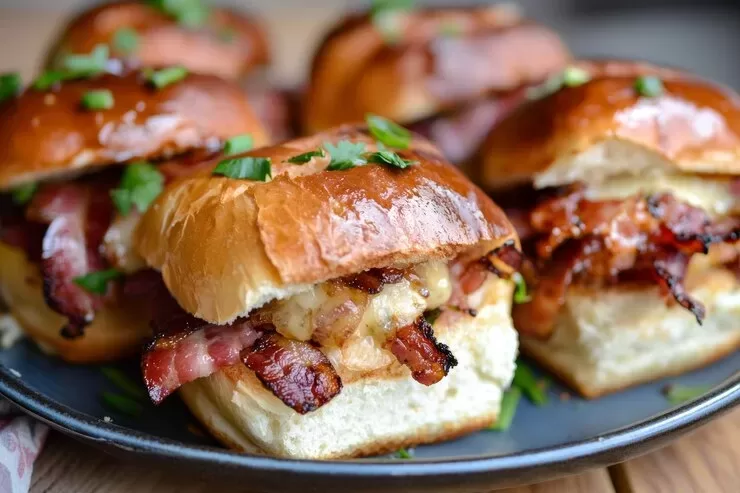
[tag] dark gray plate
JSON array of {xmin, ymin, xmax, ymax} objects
[{"xmin": 0, "ymin": 339, "xmax": 738, "ymax": 492}]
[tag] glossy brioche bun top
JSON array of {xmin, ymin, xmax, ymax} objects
[
  {"xmin": 475, "ymin": 60, "xmax": 740, "ymax": 191},
  {"xmin": 303, "ymin": 4, "xmax": 569, "ymax": 132},
  {"xmin": 0, "ymin": 71, "xmax": 268, "ymax": 190},
  {"xmin": 135, "ymin": 125, "xmax": 518, "ymax": 324},
  {"xmin": 45, "ymin": 0, "xmax": 269, "ymax": 81}
]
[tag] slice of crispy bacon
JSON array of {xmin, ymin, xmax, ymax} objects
[
  {"xmin": 340, "ymin": 267, "xmax": 406, "ymax": 294},
  {"xmin": 387, "ymin": 316, "xmax": 457, "ymax": 386},
  {"xmin": 652, "ymin": 251, "xmax": 705, "ymax": 324},
  {"xmin": 142, "ymin": 320, "xmax": 264, "ymax": 404},
  {"xmin": 25, "ymin": 185, "xmax": 114, "ymax": 338},
  {"xmin": 485, "ymin": 240, "xmax": 524, "ymax": 278},
  {"xmin": 242, "ymin": 332, "xmax": 342, "ymax": 414}
]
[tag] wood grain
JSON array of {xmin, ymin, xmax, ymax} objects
[
  {"xmin": 609, "ymin": 408, "xmax": 740, "ymax": 493},
  {"xmin": 29, "ymin": 433, "xmax": 615, "ymax": 493}
]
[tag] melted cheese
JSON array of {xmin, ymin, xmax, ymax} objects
[{"xmin": 586, "ymin": 175, "xmax": 738, "ymax": 217}]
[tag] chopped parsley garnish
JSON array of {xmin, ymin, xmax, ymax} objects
[
  {"xmin": 113, "ymin": 28, "xmax": 139, "ymax": 55},
  {"xmin": 512, "ymin": 273, "xmax": 531, "ymax": 304},
  {"xmin": 663, "ymin": 384, "xmax": 711, "ymax": 405},
  {"xmin": 101, "ymin": 391, "xmax": 143, "ymax": 417},
  {"xmin": 488, "ymin": 387, "xmax": 521, "ymax": 431},
  {"xmin": 74, "ymin": 269, "xmax": 122, "ymax": 295},
  {"xmin": 81, "ymin": 89, "xmax": 114, "ymax": 110},
  {"xmin": 423, "ymin": 308, "xmax": 442, "ymax": 326},
  {"xmin": 101, "ymin": 367, "xmax": 147, "ymax": 400},
  {"xmin": 394, "ymin": 448, "xmax": 414, "ymax": 459},
  {"xmin": 147, "ymin": 0, "xmax": 211, "ymax": 27},
  {"xmin": 513, "ymin": 361, "xmax": 549, "ymax": 406},
  {"xmin": 223, "ymin": 134, "xmax": 254, "ymax": 155},
  {"xmin": 366, "ymin": 150, "xmax": 416, "ymax": 169},
  {"xmin": 145, "ymin": 66, "xmax": 188, "ymax": 89},
  {"xmin": 61, "ymin": 44, "xmax": 110, "ymax": 77},
  {"xmin": 287, "ymin": 148, "xmax": 325, "ymax": 164},
  {"xmin": 213, "ymin": 157, "xmax": 272, "ymax": 181},
  {"xmin": 33, "ymin": 70, "xmax": 68, "ymax": 91},
  {"xmin": 325, "ymin": 141, "xmax": 368, "ymax": 171},
  {"xmin": 526, "ymin": 66, "xmax": 590, "ymax": 100},
  {"xmin": 635, "ymin": 75, "xmax": 664, "ymax": 97},
  {"xmin": 366, "ymin": 114, "xmax": 411, "ymax": 149},
  {"xmin": 110, "ymin": 162, "xmax": 164, "ymax": 215},
  {"xmin": 11, "ymin": 182, "xmax": 37, "ymax": 205},
  {"xmin": 0, "ymin": 73, "xmax": 21, "ymax": 102}
]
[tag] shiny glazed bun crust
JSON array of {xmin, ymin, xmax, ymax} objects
[
  {"xmin": 475, "ymin": 61, "xmax": 740, "ymax": 190},
  {"xmin": 134, "ymin": 125, "xmax": 518, "ymax": 324},
  {"xmin": 303, "ymin": 5, "xmax": 570, "ymax": 132},
  {"xmin": 45, "ymin": 0, "xmax": 269, "ymax": 81},
  {"xmin": 0, "ymin": 71, "xmax": 268, "ymax": 189}
]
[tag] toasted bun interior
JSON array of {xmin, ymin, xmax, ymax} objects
[
  {"xmin": 180, "ymin": 277, "xmax": 518, "ymax": 459},
  {"xmin": 0, "ymin": 242, "xmax": 150, "ymax": 363},
  {"xmin": 521, "ymin": 266, "xmax": 740, "ymax": 398},
  {"xmin": 135, "ymin": 126, "xmax": 517, "ymax": 324}
]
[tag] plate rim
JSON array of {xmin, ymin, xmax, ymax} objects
[{"xmin": 0, "ymin": 364, "xmax": 738, "ymax": 481}]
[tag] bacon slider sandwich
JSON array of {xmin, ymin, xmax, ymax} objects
[
  {"xmin": 474, "ymin": 62, "xmax": 740, "ymax": 397},
  {"xmin": 302, "ymin": 3, "xmax": 569, "ymax": 163},
  {"xmin": 0, "ymin": 67, "xmax": 267, "ymax": 362},
  {"xmin": 134, "ymin": 121, "xmax": 522, "ymax": 458}
]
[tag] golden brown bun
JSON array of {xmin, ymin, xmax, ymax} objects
[
  {"xmin": 303, "ymin": 5, "xmax": 569, "ymax": 132},
  {"xmin": 475, "ymin": 61, "xmax": 740, "ymax": 191},
  {"xmin": 135, "ymin": 125, "xmax": 518, "ymax": 324},
  {"xmin": 0, "ymin": 71, "xmax": 268, "ymax": 189},
  {"xmin": 0, "ymin": 242, "xmax": 149, "ymax": 363},
  {"xmin": 45, "ymin": 1, "xmax": 269, "ymax": 81},
  {"xmin": 520, "ymin": 266, "xmax": 740, "ymax": 398},
  {"xmin": 179, "ymin": 277, "xmax": 518, "ymax": 459}
]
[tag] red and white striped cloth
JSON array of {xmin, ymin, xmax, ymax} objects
[{"xmin": 0, "ymin": 401, "xmax": 48, "ymax": 493}]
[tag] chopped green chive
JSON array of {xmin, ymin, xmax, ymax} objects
[
  {"xmin": 562, "ymin": 66, "xmax": 591, "ymax": 87},
  {"xmin": 148, "ymin": 0, "xmax": 211, "ymax": 27},
  {"xmin": 110, "ymin": 162, "xmax": 164, "ymax": 215},
  {"xmin": 423, "ymin": 308, "xmax": 442, "ymax": 326},
  {"xmin": 81, "ymin": 89, "xmax": 114, "ymax": 110},
  {"xmin": 62, "ymin": 44, "xmax": 109, "ymax": 77},
  {"xmin": 224, "ymin": 134, "xmax": 254, "ymax": 155},
  {"xmin": 635, "ymin": 75, "xmax": 664, "ymax": 97},
  {"xmin": 74, "ymin": 269, "xmax": 122, "ymax": 295},
  {"xmin": 394, "ymin": 448, "xmax": 414, "ymax": 459},
  {"xmin": 512, "ymin": 273, "xmax": 531, "ymax": 304},
  {"xmin": 146, "ymin": 66, "xmax": 188, "ymax": 89},
  {"xmin": 513, "ymin": 362, "xmax": 549, "ymax": 406},
  {"xmin": 33, "ymin": 70, "xmax": 68, "ymax": 91},
  {"xmin": 371, "ymin": 0, "xmax": 414, "ymax": 43},
  {"xmin": 101, "ymin": 391, "xmax": 143, "ymax": 417},
  {"xmin": 663, "ymin": 384, "xmax": 711, "ymax": 405},
  {"xmin": 11, "ymin": 182, "xmax": 37, "ymax": 205},
  {"xmin": 489, "ymin": 387, "xmax": 521, "ymax": 431},
  {"xmin": 366, "ymin": 150, "xmax": 416, "ymax": 169},
  {"xmin": 366, "ymin": 114, "xmax": 411, "ymax": 149},
  {"xmin": 113, "ymin": 28, "xmax": 139, "ymax": 55},
  {"xmin": 325, "ymin": 140, "xmax": 368, "ymax": 171},
  {"xmin": 287, "ymin": 148, "xmax": 325, "ymax": 164},
  {"xmin": 213, "ymin": 157, "xmax": 272, "ymax": 181},
  {"xmin": 0, "ymin": 73, "xmax": 22, "ymax": 102},
  {"xmin": 101, "ymin": 367, "xmax": 147, "ymax": 400}
]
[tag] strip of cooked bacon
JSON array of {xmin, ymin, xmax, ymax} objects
[
  {"xmin": 387, "ymin": 316, "xmax": 457, "ymax": 386},
  {"xmin": 242, "ymin": 332, "xmax": 342, "ymax": 414},
  {"xmin": 142, "ymin": 318, "xmax": 264, "ymax": 404},
  {"xmin": 25, "ymin": 185, "xmax": 114, "ymax": 338},
  {"xmin": 341, "ymin": 267, "xmax": 406, "ymax": 294},
  {"xmin": 485, "ymin": 240, "xmax": 524, "ymax": 278},
  {"xmin": 652, "ymin": 251, "xmax": 705, "ymax": 324}
]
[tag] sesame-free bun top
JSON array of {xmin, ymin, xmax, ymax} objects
[
  {"xmin": 135, "ymin": 125, "xmax": 518, "ymax": 324},
  {"xmin": 475, "ymin": 61, "xmax": 740, "ymax": 191},
  {"xmin": 303, "ymin": 4, "xmax": 569, "ymax": 133},
  {"xmin": 45, "ymin": 1, "xmax": 269, "ymax": 81},
  {"xmin": 0, "ymin": 71, "xmax": 268, "ymax": 189}
]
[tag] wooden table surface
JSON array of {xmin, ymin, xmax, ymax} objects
[{"xmin": 1, "ymin": 7, "xmax": 738, "ymax": 493}]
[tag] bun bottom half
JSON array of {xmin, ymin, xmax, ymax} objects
[
  {"xmin": 0, "ymin": 243, "xmax": 150, "ymax": 363},
  {"xmin": 180, "ymin": 283, "xmax": 518, "ymax": 459},
  {"xmin": 521, "ymin": 267, "xmax": 740, "ymax": 398}
]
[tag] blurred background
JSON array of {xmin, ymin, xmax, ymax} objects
[{"xmin": 0, "ymin": 0, "xmax": 739, "ymax": 86}]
